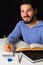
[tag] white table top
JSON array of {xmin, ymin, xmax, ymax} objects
[{"xmin": 0, "ymin": 38, "xmax": 43, "ymax": 65}]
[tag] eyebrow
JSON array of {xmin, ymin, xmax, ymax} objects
[{"xmin": 21, "ymin": 8, "xmax": 33, "ymax": 12}]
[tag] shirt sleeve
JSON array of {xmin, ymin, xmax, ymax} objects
[{"xmin": 7, "ymin": 22, "xmax": 21, "ymax": 44}]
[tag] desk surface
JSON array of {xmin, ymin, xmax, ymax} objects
[{"xmin": 0, "ymin": 38, "xmax": 43, "ymax": 65}]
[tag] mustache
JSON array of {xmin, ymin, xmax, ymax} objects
[{"xmin": 23, "ymin": 16, "xmax": 30, "ymax": 18}]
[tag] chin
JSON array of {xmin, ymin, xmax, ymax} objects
[
  {"xmin": 24, "ymin": 18, "xmax": 30, "ymax": 22},
  {"xmin": 24, "ymin": 20, "xmax": 30, "ymax": 22}
]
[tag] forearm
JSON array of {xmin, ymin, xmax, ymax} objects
[{"xmin": 7, "ymin": 23, "xmax": 21, "ymax": 44}]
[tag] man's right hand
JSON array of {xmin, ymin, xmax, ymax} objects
[{"xmin": 3, "ymin": 43, "xmax": 14, "ymax": 52}]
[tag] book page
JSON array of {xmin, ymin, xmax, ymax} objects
[
  {"xmin": 30, "ymin": 43, "xmax": 43, "ymax": 50},
  {"xmin": 15, "ymin": 41, "xmax": 31, "ymax": 51}
]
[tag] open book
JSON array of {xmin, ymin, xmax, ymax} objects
[{"xmin": 15, "ymin": 41, "xmax": 43, "ymax": 52}]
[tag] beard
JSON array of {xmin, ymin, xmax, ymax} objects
[{"xmin": 23, "ymin": 15, "xmax": 35, "ymax": 24}]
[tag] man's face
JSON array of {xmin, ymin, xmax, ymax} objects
[{"xmin": 20, "ymin": 4, "xmax": 37, "ymax": 24}]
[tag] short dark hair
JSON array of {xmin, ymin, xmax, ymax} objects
[{"xmin": 20, "ymin": 0, "xmax": 37, "ymax": 10}]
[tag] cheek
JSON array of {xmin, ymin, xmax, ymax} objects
[
  {"xmin": 21, "ymin": 13, "xmax": 24, "ymax": 18},
  {"xmin": 21, "ymin": 12, "xmax": 24, "ymax": 15},
  {"xmin": 28, "ymin": 11, "xmax": 34, "ymax": 16}
]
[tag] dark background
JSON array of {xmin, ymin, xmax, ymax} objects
[{"xmin": 0, "ymin": 0, "xmax": 43, "ymax": 38}]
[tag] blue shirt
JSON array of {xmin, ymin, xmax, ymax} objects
[{"xmin": 7, "ymin": 20, "xmax": 43, "ymax": 44}]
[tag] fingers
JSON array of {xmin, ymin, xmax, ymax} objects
[{"xmin": 3, "ymin": 44, "xmax": 14, "ymax": 52}]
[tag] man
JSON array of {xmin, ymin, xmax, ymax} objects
[{"xmin": 4, "ymin": 0, "xmax": 43, "ymax": 52}]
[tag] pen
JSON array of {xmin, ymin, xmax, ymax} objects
[
  {"xmin": 3, "ymin": 35, "xmax": 15, "ymax": 56},
  {"xmin": 3, "ymin": 35, "xmax": 10, "ymax": 44},
  {"xmin": 18, "ymin": 53, "xmax": 22, "ymax": 63},
  {"xmin": 13, "ymin": 47, "xmax": 15, "ymax": 56},
  {"xmin": 3, "ymin": 35, "xmax": 11, "ymax": 49}
]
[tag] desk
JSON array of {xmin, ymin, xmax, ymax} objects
[{"xmin": 0, "ymin": 38, "xmax": 43, "ymax": 65}]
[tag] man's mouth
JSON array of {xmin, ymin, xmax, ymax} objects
[{"xmin": 24, "ymin": 16, "xmax": 30, "ymax": 18}]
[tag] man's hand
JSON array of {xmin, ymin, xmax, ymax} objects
[{"xmin": 3, "ymin": 43, "xmax": 14, "ymax": 52}]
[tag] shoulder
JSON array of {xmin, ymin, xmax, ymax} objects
[
  {"xmin": 38, "ymin": 20, "xmax": 43, "ymax": 32},
  {"xmin": 39, "ymin": 20, "xmax": 43, "ymax": 25},
  {"xmin": 16, "ymin": 20, "xmax": 25, "ymax": 26},
  {"xmin": 37, "ymin": 20, "xmax": 43, "ymax": 28}
]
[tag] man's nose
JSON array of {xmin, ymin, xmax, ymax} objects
[{"xmin": 24, "ymin": 12, "xmax": 28, "ymax": 16}]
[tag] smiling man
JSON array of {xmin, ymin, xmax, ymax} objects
[{"xmin": 4, "ymin": 0, "xmax": 43, "ymax": 52}]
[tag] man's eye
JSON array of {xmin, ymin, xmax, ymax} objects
[
  {"xmin": 21, "ymin": 10, "xmax": 24, "ymax": 12},
  {"xmin": 27, "ymin": 9, "xmax": 32, "ymax": 12}
]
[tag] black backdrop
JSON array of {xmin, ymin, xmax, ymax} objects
[{"xmin": 0, "ymin": 0, "xmax": 43, "ymax": 38}]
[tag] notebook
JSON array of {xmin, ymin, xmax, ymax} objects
[
  {"xmin": 2, "ymin": 51, "xmax": 14, "ymax": 57},
  {"xmin": 20, "ymin": 51, "xmax": 43, "ymax": 63}
]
